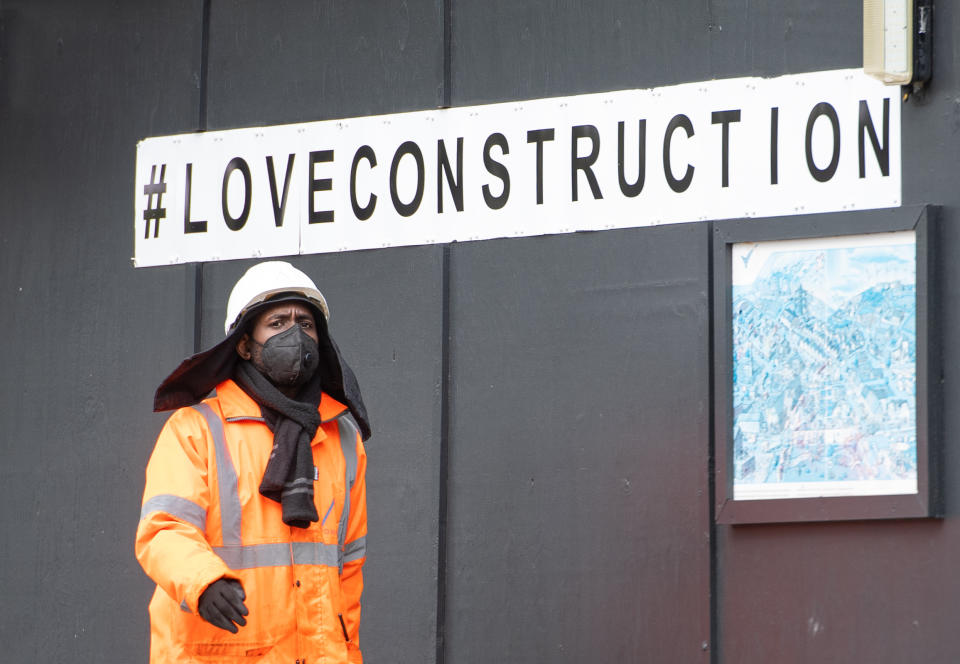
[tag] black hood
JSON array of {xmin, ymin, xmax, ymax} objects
[{"xmin": 153, "ymin": 297, "xmax": 371, "ymax": 441}]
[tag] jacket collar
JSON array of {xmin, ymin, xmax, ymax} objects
[{"xmin": 214, "ymin": 378, "xmax": 349, "ymax": 423}]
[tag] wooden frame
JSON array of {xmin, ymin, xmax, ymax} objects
[{"xmin": 713, "ymin": 206, "xmax": 941, "ymax": 524}]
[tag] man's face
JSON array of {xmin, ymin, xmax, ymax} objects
[{"xmin": 236, "ymin": 300, "xmax": 319, "ymax": 361}]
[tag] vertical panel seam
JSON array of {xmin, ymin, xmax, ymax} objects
[
  {"xmin": 435, "ymin": 245, "xmax": 452, "ymax": 664},
  {"xmin": 198, "ymin": 0, "xmax": 211, "ymax": 130},
  {"xmin": 192, "ymin": 263, "xmax": 204, "ymax": 353},
  {"xmin": 707, "ymin": 221, "xmax": 719, "ymax": 664},
  {"xmin": 441, "ymin": 0, "xmax": 452, "ymax": 108},
  {"xmin": 192, "ymin": 0, "xmax": 211, "ymax": 354}
]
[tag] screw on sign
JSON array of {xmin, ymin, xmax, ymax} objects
[{"xmin": 142, "ymin": 163, "xmax": 167, "ymax": 239}]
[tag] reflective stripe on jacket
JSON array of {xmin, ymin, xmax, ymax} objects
[{"xmin": 135, "ymin": 379, "xmax": 366, "ymax": 663}]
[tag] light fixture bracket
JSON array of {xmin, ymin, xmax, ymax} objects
[{"xmin": 863, "ymin": 0, "xmax": 933, "ymax": 93}]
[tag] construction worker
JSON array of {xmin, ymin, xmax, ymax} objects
[{"xmin": 136, "ymin": 261, "xmax": 371, "ymax": 663}]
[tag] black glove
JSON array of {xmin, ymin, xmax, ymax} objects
[{"xmin": 198, "ymin": 578, "xmax": 248, "ymax": 633}]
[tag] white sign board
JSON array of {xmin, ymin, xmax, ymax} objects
[{"xmin": 134, "ymin": 68, "xmax": 900, "ymax": 267}]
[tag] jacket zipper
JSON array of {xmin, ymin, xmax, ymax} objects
[{"xmin": 338, "ymin": 613, "xmax": 350, "ymax": 642}]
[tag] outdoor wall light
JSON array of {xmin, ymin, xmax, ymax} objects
[{"xmin": 864, "ymin": 0, "xmax": 932, "ymax": 94}]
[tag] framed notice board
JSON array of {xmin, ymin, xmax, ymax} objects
[{"xmin": 713, "ymin": 206, "xmax": 941, "ymax": 524}]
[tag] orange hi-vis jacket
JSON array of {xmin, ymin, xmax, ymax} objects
[{"xmin": 136, "ymin": 379, "xmax": 367, "ymax": 663}]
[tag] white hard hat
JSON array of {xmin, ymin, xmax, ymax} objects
[{"xmin": 224, "ymin": 261, "xmax": 330, "ymax": 335}]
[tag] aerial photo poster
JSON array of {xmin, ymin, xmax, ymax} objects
[{"xmin": 731, "ymin": 231, "xmax": 917, "ymax": 501}]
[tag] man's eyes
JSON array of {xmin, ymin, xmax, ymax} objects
[{"xmin": 265, "ymin": 315, "xmax": 312, "ymax": 328}]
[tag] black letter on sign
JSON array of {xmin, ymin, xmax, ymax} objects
[
  {"xmin": 390, "ymin": 141, "xmax": 425, "ymax": 217},
  {"xmin": 266, "ymin": 154, "xmax": 295, "ymax": 227},
  {"xmin": 858, "ymin": 98, "xmax": 890, "ymax": 178},
  {"xmin": 309, "ymin": 150, "xmax": 334, "ymax": 224},
  {"xmin": 221, "ymin": 157, "xmax": 251, "ymax": 231},
  {"xmin": 711, "ymin": 109, "xmax": 741, "ymax": 188},
  {"xmin": 437, "ymin": 138, "xmax": 464, "ymax": 213},
  {"xmin": 527, "ymin": 128, "xmax": 555, "ymax": 204},
  {"xmin": 571, "ymin": 125, "xmax": 603, "ymax": 201},
  {"xmin": 805, "ymin": 103, "xmax": 840, "ymax": 183},
  {"xmin": 482, "ymin": 133, "xmax": 510, "ymax": 210},
  {"xmin": 618, "ymin": 120, "xmax": 646, "ymax": 198},
  {"xmin": 663, "ymin": 114, "xmax": 695, "ymax": 193},
  {"xmin": 184, "ymin": 163, "xmax": 207, "ymax": 234},
  {"xmin": 350, "ymin": 146, "xmax": 377, "ymax": 221},
  {"xmin": 770, "ymin": 107, "xmax": 779, "ymax": 185}
]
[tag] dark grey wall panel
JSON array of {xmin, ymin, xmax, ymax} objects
[
  {"xmin": 704, "ymin": 1, "xmax": 861, "ymax": 79},
  {"xmin": 205, "ymin": 0, "xmax": 444, "ymax": 128},
  {"xmin": 444, "ymin": 226, "xmax": 711, "ymax": 663},
  {"xmin": 0, "ymin": 1, "xmax": 202, "ymax": 661},
  {"xmin": 451, "ymin": 0, "xmax": 861, "ymax": 105},
  {"xmin": 717, "ymin": 2, "xmax": 960, "ymax": 662},
  {"xmin": 199, "ymin": 247, "xmax": 445, "ymax": 664},
  {"xmin": 718, "ymin": 521, "xmax": 958, "ymax": 662},
  {"xmin": 199, "ymin": 3, "xmax": 447, "ymax": 654},
  {"xmin": 451, "ymin": 0, "xmax": 711, "ymax": 104}
]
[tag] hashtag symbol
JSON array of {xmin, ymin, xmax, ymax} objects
[{"xmin": 143, "ymin": 164, "xmax": 167, "ymax": 239}]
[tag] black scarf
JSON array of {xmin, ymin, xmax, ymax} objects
[{"xmin": 234, "ymin": 360, "xmax": 323, "ymax": 529}]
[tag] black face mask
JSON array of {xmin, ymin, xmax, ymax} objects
[{"xmin": 249, "ymin": 325, "xmax": 320, "ymax": 388}]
